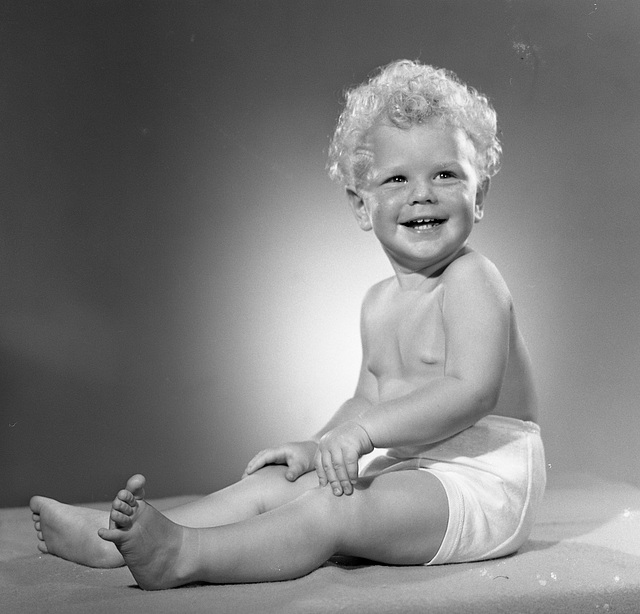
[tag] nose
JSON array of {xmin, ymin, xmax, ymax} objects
[{"xmin": 410, "ymin": 181, "xmax": 436, "ymax": 205}]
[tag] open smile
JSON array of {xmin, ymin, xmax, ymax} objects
[{"xmin": 401, "ymin": 217, "xmax": 446, "ymax": 231}]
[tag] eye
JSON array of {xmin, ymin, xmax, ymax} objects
[
  {"xmin": 436, "ymin": 170, "xmax": 456, "ymax": 180},
  {"xmin": 385, "ymin": 175, "xmax": 406, "ymax": 184}
]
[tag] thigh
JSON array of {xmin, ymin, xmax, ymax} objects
[{"xmin": 332, "ymin": 469, "xmax": 448, "ymax": 565}]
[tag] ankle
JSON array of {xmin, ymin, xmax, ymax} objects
[{"xmin": 174, "ymin": 526, "xmax": 201, "ymax": 585}]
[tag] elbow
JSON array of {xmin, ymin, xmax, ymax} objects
[{"xmin": 469, "ymin": 385, "xmax": 501, "ymax": 418}]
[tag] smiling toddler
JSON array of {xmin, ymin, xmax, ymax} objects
[{"xmin": 31, "ymin": 60, "xmax": 545, "ymax": 589}]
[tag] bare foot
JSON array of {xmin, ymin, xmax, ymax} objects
[
  {"xmin": 98, "ymin": 474, "xmax": 196, "ymax": 590},
  {"xmin": 29, "ymin": 496, "xmax": 124, "ymax": 568}
]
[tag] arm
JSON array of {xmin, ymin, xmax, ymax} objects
[
  {"xmin": 360, "ymin": 253, "xmax": 511, "ymax": 447},
  {"xmin": 315, "ymin": 254, "xmax": 512, "ymax": 493}
]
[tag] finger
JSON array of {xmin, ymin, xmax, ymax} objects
[
  {"xmin": 285, "ymin": 459, "xmax": 302, "ymax": 481},
  {"xmin": 332, "ymin": 449, "xmax": 356, "ymax": 496},
  {"xmin": 286, "ymin": 453, "xmax": 313, "ymax": 481},
  {"xmin": 243, "ymin": 449, "xmax": 282, "ymax": 477},
  {"xmin": 242, "ymin": 455, "xmax": 265, "ymax": 478},
  {"xmin": 314, "ymin": 450, "xmax": 328, "ymax": 487},
  {"xmin": 343, "ymin": 448, "xmax": 360, "ymax": 485},
  {"xmin": 322, "ymin": 449, "xmax": 345, "ymax": 496}
]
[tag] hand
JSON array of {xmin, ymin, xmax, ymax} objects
[
  {"xmin": 242, "ymin": 440, "xmax": 317, "ymax": 482},
  {"xmin": 314, "ymin": 421, "xmax": 373, "ymax": 496}
]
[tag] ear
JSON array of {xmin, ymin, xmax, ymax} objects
[
  {"xmin": 347, "ymin": 188, "xmax": 373, "ymax": 231},
  {"xmin": 474, "ymin": 177, "xmax": 490, "ymax": 223}
]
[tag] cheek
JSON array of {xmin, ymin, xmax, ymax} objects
[
  {"xmin": 370, "ymin": 206, "xmax": 386, "ymax": 223},
  {"xmin": 370, "ymin": 205, "xmax": 400, "ymax": 231},
  {"xmin": 445, "ymin": 188, "xmax": 476, "ymax": 212},
  {"xmin": 440, "ymin": 183, "xmax": 468, "ymax": 197},
  {"xmin": 371, "ymin": 192, "xmax": 403, "ymax": 217}
]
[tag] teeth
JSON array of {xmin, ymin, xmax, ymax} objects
[{"xmin": 404, "ymin": 218, "xmax": 443, "ymax": 229}]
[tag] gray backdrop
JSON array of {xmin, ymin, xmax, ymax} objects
[{"xmin": 2, "ymin": 0, "xmax": 639, "ymax": 506}]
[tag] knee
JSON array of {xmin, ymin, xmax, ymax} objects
[
  {"xmin": 303, "ymin": 481, "xmax": 360, "ymax": 519},
  {"xmin": 296, "ymin": 484, "xmax": 366, "ymax": 549},
  {"xmin": 244, "ymin": 465, "xmax": 319, "ymax": 515},
  {"xmin": 243, "ymin": 465, "xmax": 289, "ymax": 510}
]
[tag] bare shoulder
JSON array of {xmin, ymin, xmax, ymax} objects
[
  {"xmin": 362, "ymin": 275, "xmax": 395, "ymax": 310},
  {"xmin": 442, "ymin": 250, "xmax": 512, "ymax": 308}
]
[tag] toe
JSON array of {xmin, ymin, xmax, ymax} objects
[
  {"xmin": 116, "ymin": 489, "xmax": 136, "ymax": 506},
  {"xmin": 29, "ymin": 496, "xmax": 43, "ymax": 513},
  {"xmin": 97, "ymin": 527, "xmax": 116, "ymax": 543},
  {"xmin": 125, "ymin": 474, "xmax": 147, "ymax": 499},
  {"xmin": 110, "ymin": 508, "xmax": 133, "ymax": 528},
  {"xmin": 113, "ymin": 496, "xmax": 134, "ymax": 515}
]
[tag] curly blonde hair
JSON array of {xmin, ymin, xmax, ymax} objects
[{"xmin": 328, "ymin": 60, "xmax": 501, "ymax": 188}]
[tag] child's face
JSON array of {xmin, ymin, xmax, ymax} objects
[{"xmin": 348, "ymin": 119, "xmax": 488, "ymax": 276}]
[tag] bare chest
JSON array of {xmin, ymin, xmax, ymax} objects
[{"xmin": 365, "ymin": 287, "xmax": 446, "ymax": 384}]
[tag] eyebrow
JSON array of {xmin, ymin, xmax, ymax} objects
[
  {"xmin": 375, "ymin": 160, "xmax": 464, "ymax": 175},
  {"xmin": 368, "ymin": 165, "xmax": 402, "ymax": 182},
  {"xmin": 435, "ymin": 160, "xmax": 464, "ymax": 169}
]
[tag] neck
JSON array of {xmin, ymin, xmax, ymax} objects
[{"xmin": 389, "ymin": 245, "xmax": 472, "ymax": 291}]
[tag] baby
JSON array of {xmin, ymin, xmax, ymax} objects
[{"xmin": 31, "ymin": 59, "xmax": 545, "ymax": 589}]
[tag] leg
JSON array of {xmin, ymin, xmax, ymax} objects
[
  {"xmin": 29, "ymin": 465, "xmax": 317, "ymax": 568},
  {"xmin": 164, "ymin": 466, "xmax": 318, "ymax": 527},
  {"xmin": 99, "ymin": 470, "xmax": 448, "ymax": 590}
]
